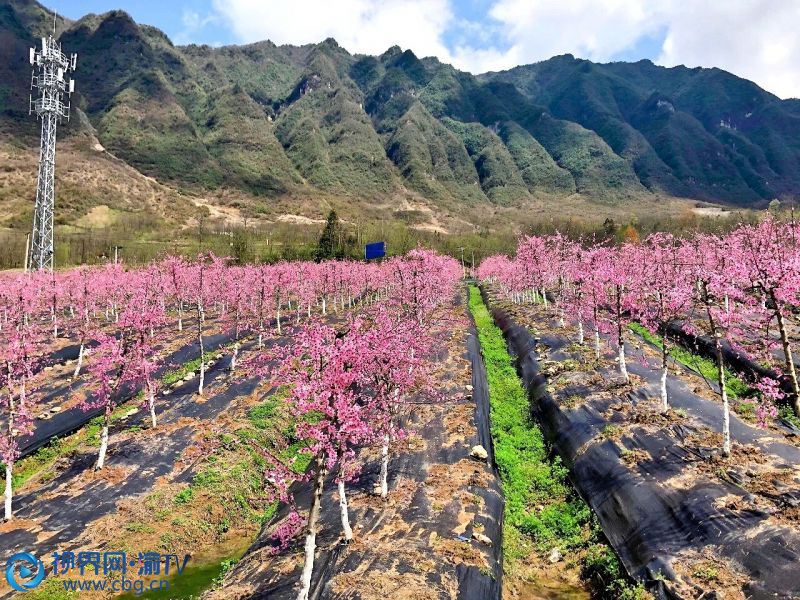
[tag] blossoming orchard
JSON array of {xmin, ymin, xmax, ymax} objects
[
  {"xmin": 478, "ymin": 219, "xmax": 800, "ymax": 452},
  {"xmin": 2, "ymin": 219, "xmax": 800, "ymax": 599},
  {"xmin": 0, "ymin": 249, "xmax": 466, "ymax": 598}
]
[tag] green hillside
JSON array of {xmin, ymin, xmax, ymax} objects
[{"xmin": 1, "ymin": 0, "xmax": 798, "ymax": 236}]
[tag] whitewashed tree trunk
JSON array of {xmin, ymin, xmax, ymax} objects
[
  {"xmin": 594, "ymin": 327, "xmax": 601, "ymax": 360},
  {"xmin": 379, "ymin": 433, "xmax": 390, "ymax": 499},
  {"xmin": 660, "ymin": 343, "xmax": 669, "ymax": 413},
  {"xmin": 231, "ymin": 342, "xmax": 239, "ymax": 371},
  {"xmin": 198, "ymin": 362, "xmax": 205, "ymax": 396},
  {"xmin": 578, "ymin": 321, "xmax": 584, "ymax": 345},
  {"xmin": 322, "ymin": 298, "xmax": 327, "ymax": 315},
  {"xmin": 774, "ymin": 303, "xmax": 800, "ymax": 416},
  {"xmin": 149, "ymin": 384, "xmax": 157, "ymax": 429},
  {"xmin": 298, "ymin": 459, "xmax": 327, "ymax": 600},
  {"xmin": 618, "ymin": 342, "xmax": 628, "ymax": 382},
  {"xmin": 542, "ymin": 288, "xmax": 548, "ymax": 309},
  {"xmin": 276, "ymin": 308, "xmax": 282, "ymax": 335},
  {"xmin": 73, "ymin": 343, "xmax": 84, "ymax": 379},
  {"xmin": 4, "ymin": 463, "xmax": 12, "ymax": 521},
  {"xmin": 96, "ymin": 423, "xmax": 109, "ymax": 470},
  {"xmin": 715, "ymin": 335, "xmax": 731, "ymax": 456},
  {"xmin": 337, "ymin": 479, "xmax": 353, "ymax": 542}
]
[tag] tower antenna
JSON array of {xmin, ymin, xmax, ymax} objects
[{"xmin": 27, "ymin": 30, "xmax": 76, "ymax": 271}]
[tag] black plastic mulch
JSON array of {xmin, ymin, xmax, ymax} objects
[
  {"xmin": 0, "ymin": 369, "xmax": 263, "ymax": 600},
  {"xmin": 483, "ymin": 288, "xmax": 800, "ymax": 600},
  {"xmin": 16, "ymin": 330, "xmax": 237, "ymax": 459},
  {"xmin": 209, "ymin": 311, "xmax": 503, "ymax": 600}
]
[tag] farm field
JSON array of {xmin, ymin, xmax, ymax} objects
[
  {"xmin": 5, "ymin": 1, "xmax": 800, "ymax": 598},
  {"xmin": 0, "ymin": 250, "xmax": 521, "ymax": 599},
  {"xmin": 476, "ymin": 218, "xmax": 800, "ymax": 598},
  {"xmin": 4, "ymin": 216, "xmax": 800, "ymax": 600}
]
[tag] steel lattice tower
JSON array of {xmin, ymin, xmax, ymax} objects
[{"xmin": 28, "ymin": 34, "xmax": 76, "ymax": 271}]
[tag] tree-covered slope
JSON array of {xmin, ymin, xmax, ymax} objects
[
  {"xmin": 2, "ymin": 0, "xmax": 799, "ymax": 219},
  {"xmin": 484, "ymin": 55, "xmax": 800, "ymax": 204}
]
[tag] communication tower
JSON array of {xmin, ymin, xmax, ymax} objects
[{"xmin": 27, "ymin": 29, "xmax": 76, "ymax": 271}]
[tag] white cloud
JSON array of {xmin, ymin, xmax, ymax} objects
[
  {"xmin": 481, "ymin": 0, "xmax": 659, "ymax": 64},
  {"xmin": 210, "ymin": 0, "xmax": 454, "ymax": 60},
  {"xmin": 458, "ymin": 0, "xmax": 800, "ymax": 98},
  {"xmin": 174, "ymin": 8, "xmax": 220, "ymax": 45},
  {"xmin": 654, "ymin": 1, "xmax": 800, "ymax": 99},
  {"xmin": 210, "ymin": 0, "xmax": 800, "ymax": 98}
]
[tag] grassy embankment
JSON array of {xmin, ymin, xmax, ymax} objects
[{"xmin": 468, "ymin": 286, "xmax": 647, "ymax": 599}]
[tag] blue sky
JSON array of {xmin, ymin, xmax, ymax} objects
[
  {"xmin": 48, "ymin": 0, "xmax": 800, "ymax": 98},
  {"xmin": 53, "ymin": 0, "xmax": 237, "ymax": 45}
]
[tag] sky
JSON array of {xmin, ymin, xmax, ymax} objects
[{"xmin": 51, "ymin": 0, "xmax": 800, "ymax": 99}]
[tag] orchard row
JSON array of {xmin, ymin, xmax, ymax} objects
[
  {"xmin": 1, "ymin": 248, "xmax": 461, "ymax": 599},
  {"xmin": 478, "ymin": 217, "xmax": 800, "ymax": 456}
]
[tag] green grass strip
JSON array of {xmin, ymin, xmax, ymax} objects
[
  {"xmin": 468, "ymin": 287, "xmax": 589, "ymax": 550},
  {"xmin": 469, "ymin": 287, "xmax": 648, "ymax": 599}
]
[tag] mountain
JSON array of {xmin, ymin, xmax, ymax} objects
[{"xmin": 1, "ymin": 0, "xmax": 798, "ymax": 240}]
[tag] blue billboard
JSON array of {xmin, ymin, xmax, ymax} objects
[{"xmin": 365, "ymin": 241, "xmax": 386, "ymax": 260}]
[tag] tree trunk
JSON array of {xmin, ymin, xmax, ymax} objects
[
  {"xmin": 198, "ymin": 304, "xmax": 205, "ymax": 396},
  {"xmin": 774, "ymin": 299, "xmax": 800, "ymax": 416},
  {"xmin": 594, "ymin": 327, "xmax": 601, "ymax": 360},
  {"xmin": 178, "ymin": 301, "xmax": 183, "ymax": 332},
  {"xmin": 616, "ymin": 287, "xmax": 628, "ymax": 382},
  {"xmin": 96, "ymin": 415, "xmax": 110, "ymax": 470},
  {"xmin": 380, "ymin": 433, "xmax": 390, "ymax": 499},
  {"xmin": 337, "ymin": 479, "xmax": 353, "ymax": 542},
  {"xmin": 660, "ymin": 341, "xmax": 669, "ymax": 412},
  {"xmin": 618, "ymin": 341, "xmax": 628, "ymax": 382},
  {"xmin": 73, "ymin": 342, "xmax": 84, "ymax": 379},
  {"xmin": 4, "ymin": 462, "xmax": 11, "ymax": 521},
  {"xmin": 276, "ymin": 308, "xmax": 282, "ymax": 335},
  {"xmin": 715, "ymin": 334, "xmax": 731, "ymax": 456},
  {"xmin": 703, "ymin": 286, "xmax": 731, "ymax": 457},
  {"xmin": 148, "ymin": 383, "xmax": 157, "ymax": 429},
  {"xmin": 297, "ymin": 458, "xmax": 327, "ymax": 600},
  {"xmin": 231, "ymin": 342, "xmax": 239, "ymax": 372},
  {"xmin": 578, "ymin": 320, "xmax": 584, "ymax": 345}
]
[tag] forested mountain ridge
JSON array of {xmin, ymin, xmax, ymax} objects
[{"xmin": 1, "ymin": 0, "xmax": 797, "ymax": 236}]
